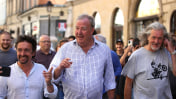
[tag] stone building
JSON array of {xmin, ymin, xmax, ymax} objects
[
  {"xmin": 67, "ymin": 0, "xmax": 176, "ymax": 49},
  {"xmin": 5, "ymin": 0, "xmax": 67, "ymax": 45},
  {"xmin": 1, "ymin": 0, "xmax": 176, "ymax": 49}
]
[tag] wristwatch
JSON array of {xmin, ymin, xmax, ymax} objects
[{"xmin": 171, "ymin": 50, "xmax": 176, "ymax": 55}]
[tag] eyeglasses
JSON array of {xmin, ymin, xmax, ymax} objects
[{"xmin": 40, "ymin": 41, "xmax": 50, "ymax": 43}]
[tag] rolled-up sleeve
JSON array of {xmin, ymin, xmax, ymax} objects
[
  {"xmin": 104, "ymin": 48, "xmax": 116, "ymax": 92},
  {"xmin": 44, "ymin": 83, "xmax": 58, "ymax": 99}
]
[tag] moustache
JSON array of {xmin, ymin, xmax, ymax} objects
[
  {"xmin": 76, "ymin": 34, "xmax": 83, "ymax": 37},
  {"xmin": 19, "ymin": 55, "xmax": 28, "ymax": 58},
  {"xmin": 152, "ymin": 43, "xmax": 159, "ymax": 46}
]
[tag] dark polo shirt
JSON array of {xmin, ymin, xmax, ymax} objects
[{"xmin": 33, "ymin": 50, "xmax": 56, "ymax": 69}]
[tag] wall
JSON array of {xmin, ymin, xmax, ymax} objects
[{"xmin": 72, "ymin": 0, "xmax": 129, "ymax": 49}]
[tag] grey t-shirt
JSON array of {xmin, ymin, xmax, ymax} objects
[
  {"xmin": 122, "ymin": 47, "xmax": 172, "ymax": 99},
  {"xmin": 0, "ymin": 48, "xmax": 17, "ymax": 67}
]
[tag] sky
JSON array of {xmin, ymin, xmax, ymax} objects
[{"xmin": 0, "ymin": 0, "xmax": 6, "ymax": 25}]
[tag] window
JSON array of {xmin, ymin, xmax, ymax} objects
[
  {"xmin": 94, "ymin": 12, "xmax": 101, "ymax": 33},
  {"xmin": 170, "ymin": 11, "xmax": 176, "ymax": 35},
  {"xmin": 137, "ymin": 0, "xmax": 159, "ymax": 18},
  {"xmin": 134, "ymin": 0, "xmax": 159, "ymax": 36},
  {"xmin": 112, "ymin": 8, "xmax": 124, "ymax": 50}
]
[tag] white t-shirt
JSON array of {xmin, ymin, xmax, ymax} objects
[{"xmin": 122, "ymin": 47, "xmax": 172, "ymax": 99}]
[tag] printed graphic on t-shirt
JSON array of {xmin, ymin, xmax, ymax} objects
[{"xmin": 147, "ymin": 60, "xmax": 168, "ymax": 80}]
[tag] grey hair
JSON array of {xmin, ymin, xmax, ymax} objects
[
  {"xmin": 139, "ymin": 22, "xmax": 168, "ymax": 46},
  {"xmin": 77, "ymin": 14, "xmax": 95, "ymax": 28},
  {"xmin": 94, "ymin": 34, "xmax": 106, "ymax": 44}
]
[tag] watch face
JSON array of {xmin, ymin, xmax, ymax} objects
[{"xmin": 171, "ymin": 50, "xmax": 176, "ymax": 55}]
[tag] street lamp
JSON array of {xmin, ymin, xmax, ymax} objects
[
  {"xmin": 60, "ymin": 5, "xmax": 64, "ymax": 16},
  {"xmin": 46, "ymin": 1, "xmax": 53, "ymax": 37}
]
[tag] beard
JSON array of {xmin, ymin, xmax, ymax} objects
[
  {"xmin": 151, "ymin": 44, "xmax": 160, "ymax": 51},
  {"xmin": 1, "ymin": 44, "xmax": 11, "ymax": 50},
  {"xmin": 18, "ymin": 55, "xmax": 29, "ymax": 64}
]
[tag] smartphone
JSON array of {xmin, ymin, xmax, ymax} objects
[
  {"xmin": 128, "ymin": 40, "xmax": 133, "ymax": 46},
  {"xmin": 0, "ymin": 66, "xmax": 11, "ymax": 77}
]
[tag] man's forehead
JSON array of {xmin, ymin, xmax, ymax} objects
[
  {"xmin": 77, "ymin": 18, "xmax": 90, "ymax": 25},
  {"xmin": 150, "ymin": 29, "xmax": 164, "ymax": 35},
  {"xmin": 40, "ymin": 35, "xmax": 50, "ymax": 40},
  {"xmin": 0, "ymin": 34, "xmax": 11, "ymax": 38},
  {"xmin": 17, "ymin": 42, "xmax": 31, "ymax": 47}
]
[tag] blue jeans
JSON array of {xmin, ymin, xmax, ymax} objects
[{"xmin": 55, "ymin": 84, "xmax": 64, "ymax": 99}]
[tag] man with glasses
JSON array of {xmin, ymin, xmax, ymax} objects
[{"xmin": 33, "ymin": 35, "xmax": 56, "ymax": 69}]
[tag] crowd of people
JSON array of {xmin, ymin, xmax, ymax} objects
[{"xmin": 0, "ymin": 14, "xmax": 175, "ymax": 99}]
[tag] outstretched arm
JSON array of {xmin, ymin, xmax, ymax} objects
[{"xmin": 120, "ymin": 46, "xmax": 132, "ymax": 66}]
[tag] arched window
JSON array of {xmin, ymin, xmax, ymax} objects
[
  {"xmin": 0, "ymin": 0, "xmax": 6, "ymax": 25},
  {"xmin": 114, "ymin": 9, "xmax": 124, "ymax": 39},
  {"xmin": 134, "ymin": 0, "xmax": 160, "ymax": 36},
  {"xmin": 112, "ymin": 8, "xmax": 124, "ymax": 50},
  {"xmin": 94, "ymin": 12, "xmax": 101, "ymax": 34},
  {"xmin": 137, "ymin": 0, "xmax": 159, "ymax": 17},
  {"xmin": 170, "ymin": 11, "xmax": 176, "ymax": 35}
]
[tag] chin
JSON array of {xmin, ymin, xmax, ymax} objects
[{"xmin": 151, "ymin": 46, "xmax": 160, "ymax": 51}]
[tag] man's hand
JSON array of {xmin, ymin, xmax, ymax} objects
[
  {"xmin": 43, "ymin": 67, "xmax": 54, "ymax": 93},
  {"xmin": 59, "ymin": 58, "xmax": 72, "ymax": 70},
  {"xmin": 0, "ymin": 66, "xmax": 2, "ymax": 74},
  {"xmin": 164, "ymin": 39, "xmax": 175, "ymax": 53},
  {"xmin": 43, "ymin": 67, "xmax": 53, "ymax": 85},
  {"xmin": 54, "ymin": 58, "xmax": 72, "ymax": 79}
]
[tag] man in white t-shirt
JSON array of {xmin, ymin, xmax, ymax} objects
[{"xmin": 122, "ymin": 22, "xmax": 176, "ymax": 99}]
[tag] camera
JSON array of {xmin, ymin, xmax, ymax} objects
[{"xmin": 128, "ymin": 40, "xmax": 133, "ymax": 46}]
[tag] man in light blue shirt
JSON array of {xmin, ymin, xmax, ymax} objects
[
  {"xmin": 0, "ymin": 35, "xmax": 57, "ymax": 99},
  {"xmin": 50, "ymin": 14, "xmax": 116, "ymax": 99}
]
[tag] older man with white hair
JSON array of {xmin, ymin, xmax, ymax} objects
[{"xmin": 122, "ymin": 22, "xmax": 176, "ymax": 99}]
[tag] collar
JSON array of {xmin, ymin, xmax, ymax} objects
[
  {"xmin": 15, "ymin": 62, "xmax": 35, "ymax": 78},
  {"xmin": 38, "ymin": 49, "xmax": 52, "ymax": 55}
]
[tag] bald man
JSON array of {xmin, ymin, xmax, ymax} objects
[{"xmin": 33, "ymin": 35, "xmax": 56, "ymax": 69}]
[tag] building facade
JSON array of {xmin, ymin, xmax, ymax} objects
[
  {"xmin": 2, "ymin": 0, "xmax": 176, "ymax": 49},
  {"xmin": 67, "ymin": 0, "xmax": 176, "ymax": 49},
  {"xmin": 5, "ymin": 0, "xmax": 67, "ymax": 46}
]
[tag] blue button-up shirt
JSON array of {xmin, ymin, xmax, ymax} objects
[
  {"xmin": 50, "ymin": 39, "xmax": 116, "ymax": 99},
  {"xmin": 0, "ymin": 62, "xmax": 58, "ymax": 99}
]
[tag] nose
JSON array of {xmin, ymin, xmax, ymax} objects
[
  {"xmin": 76, "ymin": 28, "xmax": 82, "ymax": 35},
  {"xmin": 20, "ymin": 50, "xmax": 25, "ymax": 56},
  {"xmin": 154, "ymin": 38, "xmax": 159, "ymax": 44}
]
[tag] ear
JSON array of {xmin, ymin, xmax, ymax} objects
[
  {"xmin": 32, "ymin": 51, "xmax": 36, "ymax": 58},
  {"xmin": 91, "ymin": 28, "xmax": 95, "ymax": 35},
  {"xmin": 39, "ymin": 42, "xmax": 41, "ymax": 46}
]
